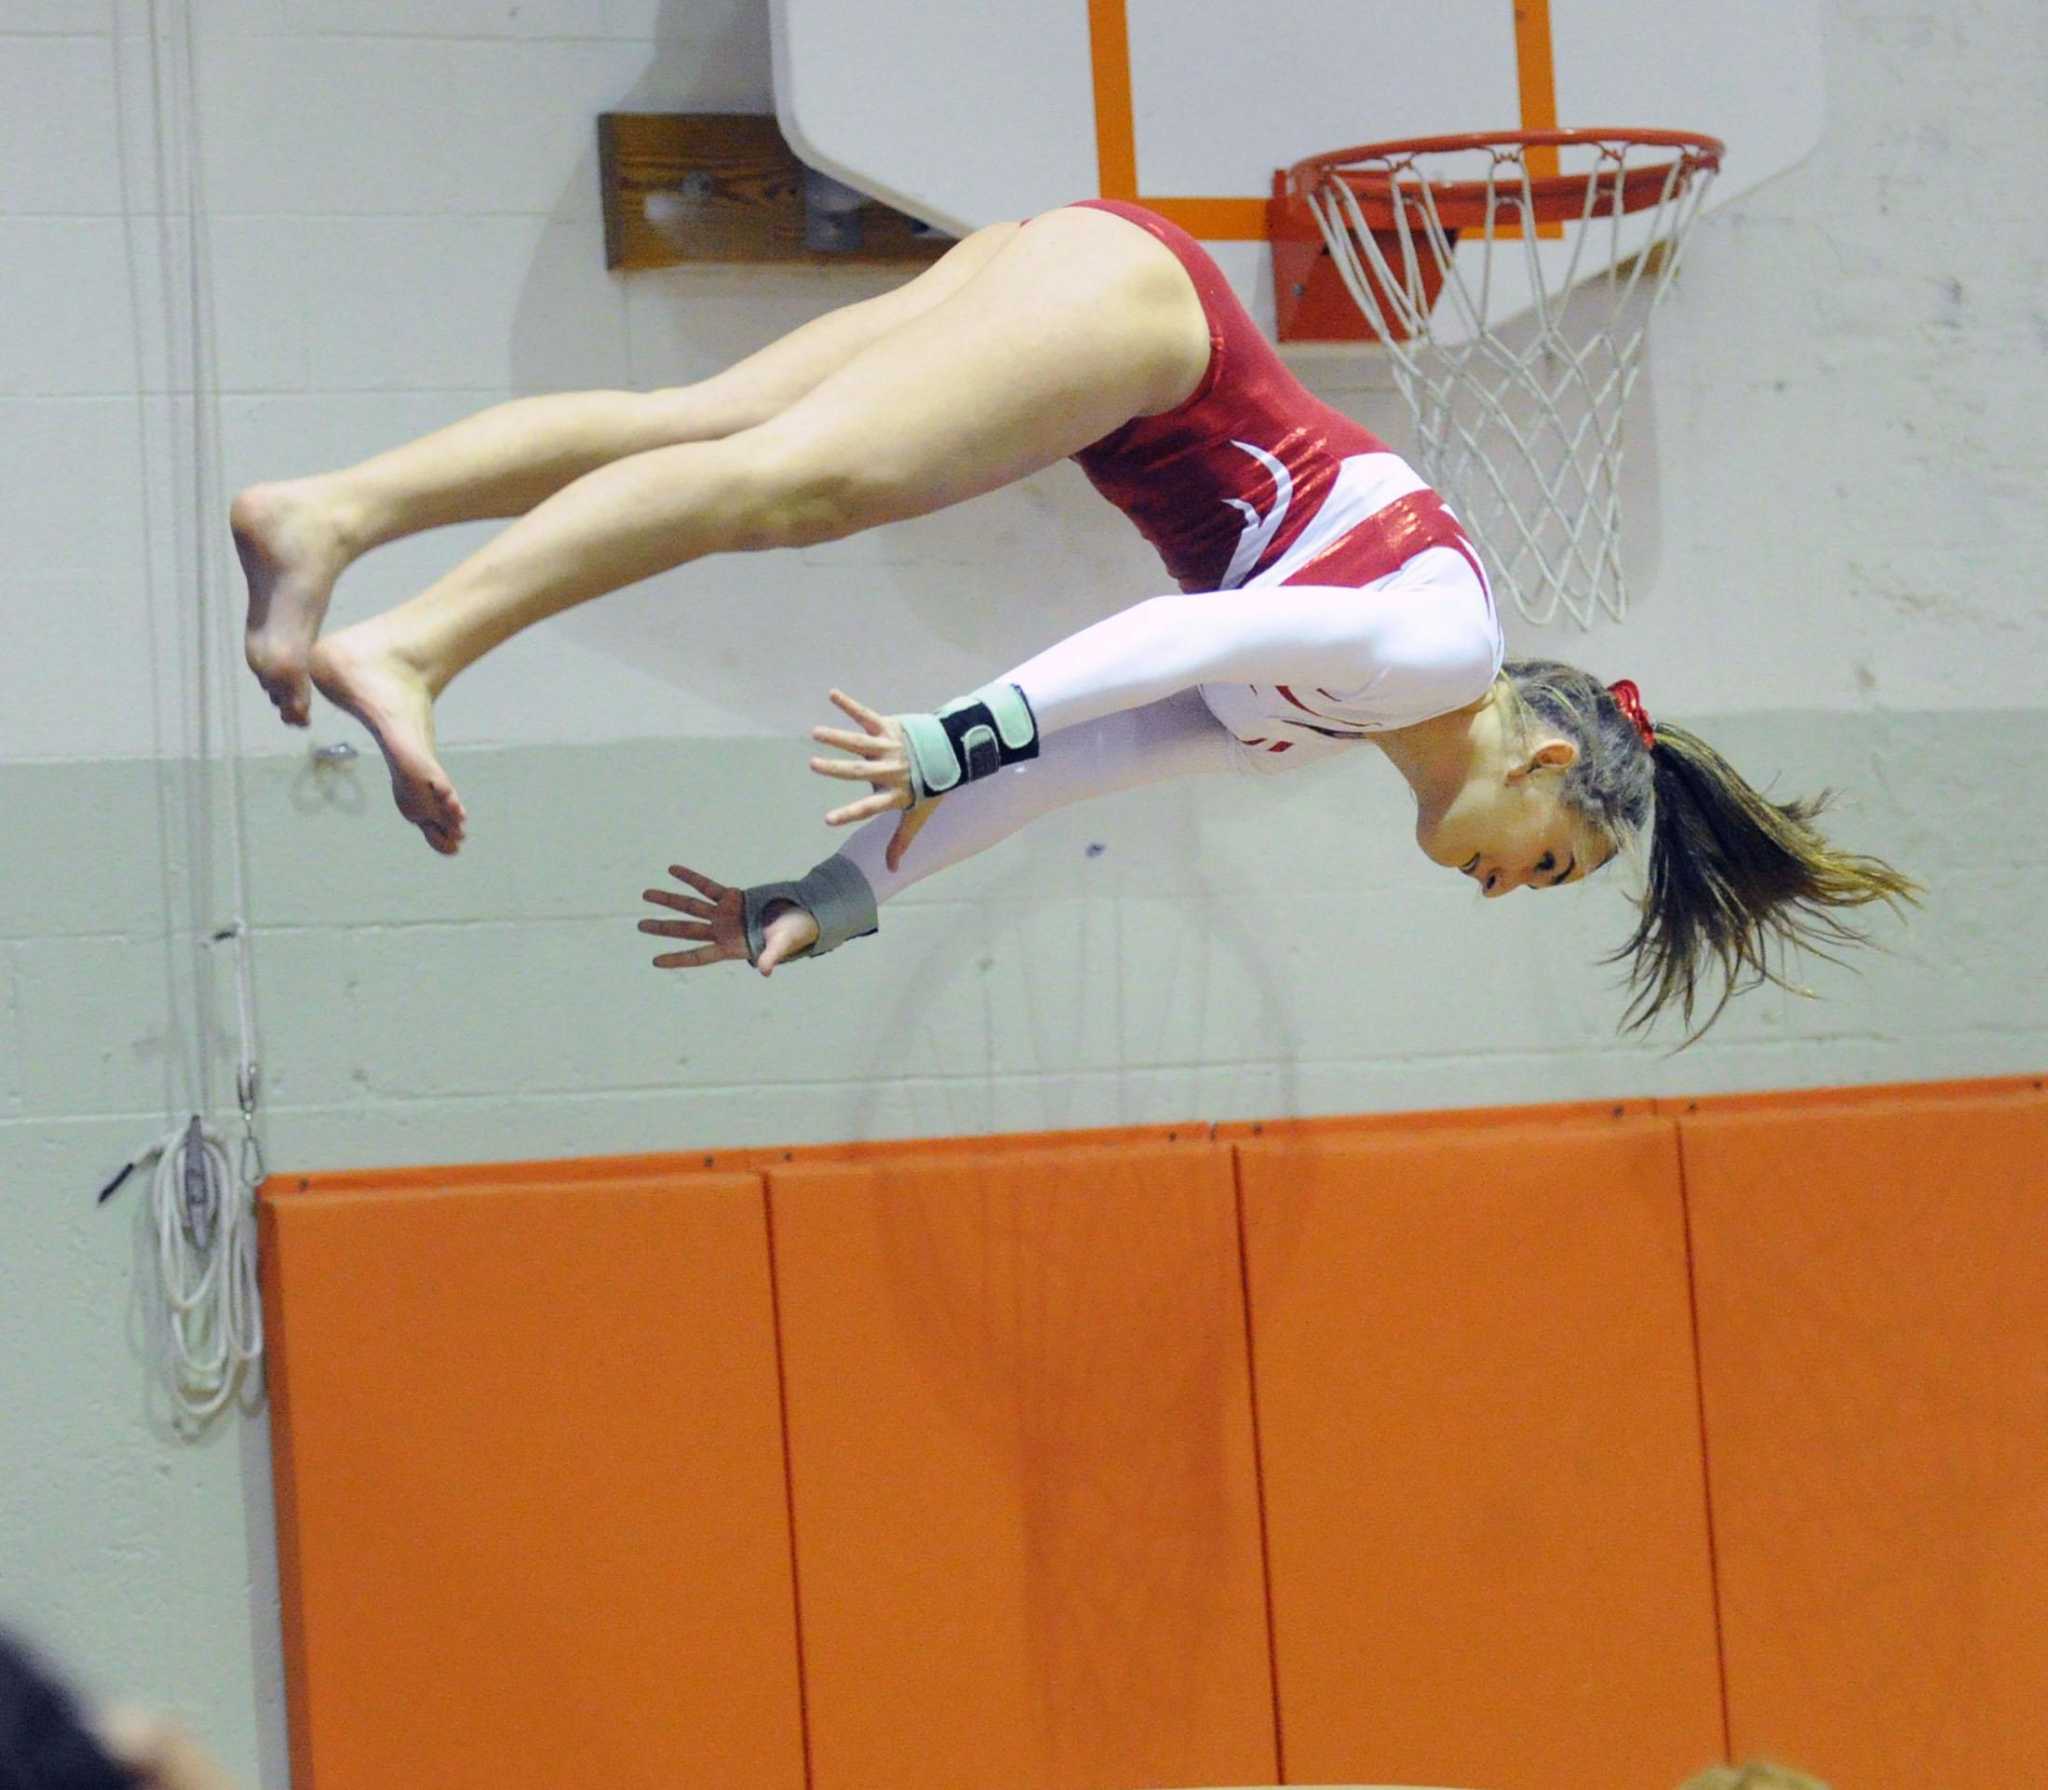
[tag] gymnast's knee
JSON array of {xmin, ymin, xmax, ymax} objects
[{"xmin": 722, "ymin": 439, "xmax": 901, "ymax": 552}]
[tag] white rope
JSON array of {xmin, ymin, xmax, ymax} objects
[
  {"xmin": 105, "ymin": 0, "xmax": 268, "ymax": 1424},
  {"xmin": 141, "ymin": 1118, "xmax": 265, "ymax": 1424}
]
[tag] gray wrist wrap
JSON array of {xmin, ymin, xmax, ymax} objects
[
  {"xmin": 741, "ymin": 853, "xmax": 878, "ymax": 966},
  {"xmin": 899, "ymin": 681, "xmax": 1039, "ymax": 800}
]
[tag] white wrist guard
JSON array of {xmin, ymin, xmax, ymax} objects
[
  {"xmin": 898, "ymin": 681, "xmax": 1039, "ymax": 800},
  {"xmin": 741, "ymin": 854, "xmax": 878, "ymax": 966}
]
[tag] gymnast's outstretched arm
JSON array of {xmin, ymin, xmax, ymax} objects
[
  {"xmin": 638, "ymin": 690, "xmax": 1267, "ymax": 974},
  {"xmin": 836, "ymin": 688, "xmax": 1250, "ymax": 900},
  {"xmin": 997, "ymin": 569, "xmax": 1493, "ymax": 737},
  {"xmin": 805, "ymin": 561, "xmax": 1492, "ymax": 852}
]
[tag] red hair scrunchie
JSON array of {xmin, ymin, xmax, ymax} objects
[{"xmin": 1606, "ymin": 679, "xmax": 1656, "ymax": 752}]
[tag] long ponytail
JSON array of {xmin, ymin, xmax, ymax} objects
[
  {"xmin": 1619, "ymin": 721, "xmax": 1920, "ymax": 1036},
  {"xmin": 1501, "ymin": 660, "xmax": 1920, "ymax": 1040}
]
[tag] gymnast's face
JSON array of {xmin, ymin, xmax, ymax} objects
[{"xmin": 1418, "ymin": 735, "xmax": 1612, "ymax": 898}]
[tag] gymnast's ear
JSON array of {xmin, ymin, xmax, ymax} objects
[{"xmin": 1507, "ymin": 735, "xmax": 1580, "ymax": 781}]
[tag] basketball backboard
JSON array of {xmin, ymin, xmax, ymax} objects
[{"xmin": 767, "ymin": 0, "xmax": 1822, "ymax": 328}]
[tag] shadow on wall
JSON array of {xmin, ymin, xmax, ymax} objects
[{"xmin": 848, "ymin": 791, "xmax": 1304, "ymax": 1143}]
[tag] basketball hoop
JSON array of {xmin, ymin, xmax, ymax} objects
[{"xmin": 1272, "ymin": 128, "xmax": 1724, "ymax": 628}]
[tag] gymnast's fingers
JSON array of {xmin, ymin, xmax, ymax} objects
[
  {"xmin": 651, "ymin": 941, "xmax": 735, "ymax": 970},
  {"xmin": 809, "ymin": 724, "xmax": 890, "ymax": 756},
  {"xmin": 824, "ymin": 788, "xmax": 909, "ymax": 827},
  {"xmin": 641, "ymin": 886, "xmax": 714, "ymax": 916},
  {"xmin": 885, "ymin": 795, "xmax": 942, "ymax": 873},
  {"xmin": 827, "ymin": 688, "xmax": 889, "ymax": 734},
  {"xmin": 808, "ymin": 753, "xmax": 883, "ymax": 782},
  {"xmin": 665, "ymin": 863, "xmax": 728, "ymax": 900},
  {"xmin": 755, "ymin": 906, "xmax": 818, "ymax": 975},
  {"xmin": 638, "ymin": 917, "xmax": 714, "ymax": 941}
]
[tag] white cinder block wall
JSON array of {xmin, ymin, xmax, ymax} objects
[{"xmin": 1, "ymin": 2, "xmax": 2041, "ymax": 1784}]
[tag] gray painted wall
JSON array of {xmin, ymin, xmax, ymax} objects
[{"xmin": 1, "ymin": 2, "xmax": 2040, "ymax": 1785}]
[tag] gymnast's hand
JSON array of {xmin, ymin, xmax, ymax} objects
[
  {"xmin": 808, "ymin": 688, "xmax": 942, "ymax": 872},
  {"xmin": 640, "ymin": 863, "xmax": 818, "ymax": 975}
]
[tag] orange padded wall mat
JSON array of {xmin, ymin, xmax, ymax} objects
[
  {"xmin": 262, "ymin": 1074, "xmax": 2044, "ymax": 1790},
  {"xmin": 282, "ymin": 1121, "xmax": 1209, "ymax": 1194},
  {"xmin": 1237, "ymin": 1113, "xmax": 1725, "ymax": 1790},
  {"xmin": 1681, "ymin": 1086, "xmax": 2048, "ymax": 1790},
  {"xmin": 764, "ymin": 1144, "xmax": 1277, "ymax": 1790},
  {"xmin": 258, "ymin": 1172, "xmax": 805, "ymax": 1790}
]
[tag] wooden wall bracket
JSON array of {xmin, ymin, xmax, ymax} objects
[{"xmin": 597, "ymin": 112, "xmax": 952, "ymax": 270}]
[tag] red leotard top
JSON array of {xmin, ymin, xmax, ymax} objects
[{"xmin": 1068, "ymin": 198, "xmax": 1472, "ymax": 597}]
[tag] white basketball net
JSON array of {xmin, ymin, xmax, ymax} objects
[{"xmin": 1304, "ymin": 137, "xmax": 1719, "ymax": 628}]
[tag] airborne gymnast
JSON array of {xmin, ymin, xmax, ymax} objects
[{"xmin": 233, "ymin": 200, "xmax": 1914, "ymax": 1034}]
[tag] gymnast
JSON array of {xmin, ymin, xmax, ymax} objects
[{"xmin": 232, "ymin": 200, "xmax": 1913, "ymax": 1033}]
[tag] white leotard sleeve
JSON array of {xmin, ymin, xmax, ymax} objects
[
  {"xmin": 1000, "ymin": 569, "xmax": 1499, "ymax": 736},
  {"xmin": 832, "ymin": 688, "xmax": 1249, "ymax": 904},
  {"xmin": 809, "ymin": 566, "xmax": 1493, "ymax": 931}
]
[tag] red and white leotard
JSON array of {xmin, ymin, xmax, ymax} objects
[
  {"xmin": 832, "ymin": 199, "xmax": 1504, "ymax": 908},
  {"xmin": 1067, "ymin": 198, "xmax": 1501, "ymax": 763},
  {"xmin": 1072, "ymin": 202, "xmax": 1463, "ymax": 593}
]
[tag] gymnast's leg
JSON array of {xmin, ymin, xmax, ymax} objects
[
  {"xmin": 234, "ymin": 223, "xmax": 1022, "ymax": 726},
  {"xmin": 307, "ymin": 205, "xmax": 1209, "ymax": 854}
]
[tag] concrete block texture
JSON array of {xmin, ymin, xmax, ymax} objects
[{"xmin": 0, "ymin": 0, "xmax": 2040, "ymax": 1784}]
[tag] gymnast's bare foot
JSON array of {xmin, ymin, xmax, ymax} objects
[
  {"xmin": 231, "ymin": 479, "xmax": 361, "ymax": 727},
  {"xmin": 308, "ymin": 621, "xmax": 467, "ymax": 855}
]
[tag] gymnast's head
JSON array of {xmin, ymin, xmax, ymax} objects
[{"xmin": 1413, "ymin": 658, "xmax": 1918, "ymax": 1038}]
